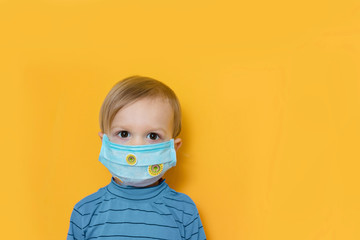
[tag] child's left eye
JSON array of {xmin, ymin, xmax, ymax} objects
[
  {"xmin": 117, "ymin": 131, "xmax": 130, "ymax": 138},
  {"xmin": 147, "ymin": 133, "xmax": 160, "ymax": 140}
]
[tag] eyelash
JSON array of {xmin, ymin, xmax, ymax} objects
[
  {"xmin": 116, "ymin": 131, "xmax": 161, "ymax": 141},
  {"xmin": 117, "ymin": 131, "xmax": 130, "ymax": 138},
  {"xmin": 147, "ymin": 132, "xmax": 160, "ymax": 140}
]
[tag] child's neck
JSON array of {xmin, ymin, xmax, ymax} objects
[{"xmin": 113, "ymin": 177, "xmax": 162, "ymax": 187}]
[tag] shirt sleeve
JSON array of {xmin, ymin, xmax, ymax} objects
[
  {"xmin": 67, "ymin": 207, "xmax": 85, "ymax": 240},
  {"xmin": 184, "ymin": 211, "xmax": 206, "ymax": 240}
]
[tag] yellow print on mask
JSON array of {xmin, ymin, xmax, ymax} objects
[
  {"xmin": 126, "ymin": 154, "xmax": 137, "ymax": 165},
  {"xmin": 148, "ymin": 164, "xmax": 163, "ymax": 176}
]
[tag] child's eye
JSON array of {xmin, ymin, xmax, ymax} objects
[
  {"xmin": 117, "ymin": 131, "xmax": 130, "ymax": 138},
  {"xmin": 147, "ymin": 132, "xmax": 160, "ymax": 140}
]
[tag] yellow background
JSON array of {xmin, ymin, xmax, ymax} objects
[{"xmin": 1, "ymin": 0, "xmax": 359, "ymax": 239}]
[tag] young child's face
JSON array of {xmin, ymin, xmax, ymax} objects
[{"xmin": 100, "ymin": 97, "xmax": 182, "ymax": 150}]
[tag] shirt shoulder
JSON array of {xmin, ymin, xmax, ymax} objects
[
  {"xmin": 165, "ymin": 188, "xmax": 197, "ymax": 205},
  {"xmin": 160, "ymin": 187, "xmax": 206, "ymax": 239},
  {"xmin": 161, "ymin": 187, "xmax": 200, "ymax": 217},
  {"xmin": 73, "ymin": 186, "xmax": 108, "ymax": 214}
]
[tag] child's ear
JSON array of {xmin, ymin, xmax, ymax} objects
[
  {"xmin": 98, "ymin": 132, "xmax": 104, "ymax": 140},
  {"xmin": 174, "ymin": 138, "xmax": 182, "ymax": 151}
]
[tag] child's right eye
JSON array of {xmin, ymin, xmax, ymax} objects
[{"xmin": 117, "ymin": 131, "xmax": 130, "ymax": 138}]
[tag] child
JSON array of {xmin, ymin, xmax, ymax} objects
[{"xmin": 67, "ymin": 76, "xmax": 206, "ymax": 240}]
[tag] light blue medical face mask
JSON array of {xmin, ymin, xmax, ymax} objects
[{"xmin": 99, "ymin": 134, "xmax": 177, "ymax": 187}]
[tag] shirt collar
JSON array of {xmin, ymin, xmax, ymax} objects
[{"xmin": 106, "ymin": 177, "xmax": 169, "ymax": 201}]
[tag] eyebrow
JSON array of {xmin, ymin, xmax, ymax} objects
[
  {"xmin": 110, "ymin": 125, "xmax": 125, "ymax": 131},
  {"xmin": 149, "ymin": 128, "xmax": 166, "ymax": 134},
  {"xmin": 110, "ymin": 126, "xmax": 167, "ymax": 133}
]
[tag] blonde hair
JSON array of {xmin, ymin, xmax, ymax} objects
[{"xmin": 99, "ymin": 76, "xmax": 182, "ymax": 137}]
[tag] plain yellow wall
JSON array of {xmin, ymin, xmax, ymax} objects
[{"xmin": 1, "ymin": 0, "xmax": 360, "ymax": 239}]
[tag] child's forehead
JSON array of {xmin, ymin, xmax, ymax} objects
[
  {"xmin": 121, "ymin": 96, "xmax": 172, "ymax": 110},
  {"xmin": 110, "ymin": 97, "xmax": 174, "ymax": 129},
  {"xmin": 118, "ymin": 97, "xmax": 172, "ymax": 115}
]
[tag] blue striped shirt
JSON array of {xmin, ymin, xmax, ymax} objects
[{"xmin": 67, "ymin": 178, "xmax": 206, "ymax": 240}]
